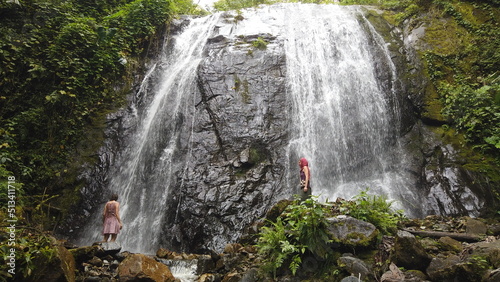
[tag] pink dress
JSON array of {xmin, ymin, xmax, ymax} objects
[{"xmin": 103, "ymin": 201, "xmax": 120, "ymax": 235}]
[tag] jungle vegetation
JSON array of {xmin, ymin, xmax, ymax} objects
[
  {"xmin": 0, "ymin": 0, "xmax": 201, "ymax": 220},
  {"xmin": 0, "ymin": 0, "xmax": 199, "ymax": 279},
  {"xmin": 0, "ymin": 0, "xmax": 498, "ymax": 280},
  {"xmin": 256, "ymin": 192, "xmax": 403, "ymax": 279}
]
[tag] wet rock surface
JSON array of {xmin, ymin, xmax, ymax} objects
[
  {"xmin": 62, "ymin": 213, "xmax": 500, "ymax": 282},
  {"xmin": 326, "ymin": 215, "xmax": 379, "ymax": 247},
  {"xmin": 65, "ymin": 6, "xmax": 499, "ymax": 255}
]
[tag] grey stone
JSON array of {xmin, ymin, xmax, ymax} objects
[
  {"xmin": 393, "ymin": 231, "xmax": 432, "ymax": 271},
  {"xmin": 326, "ymin": 216, "xmax": 379, "ymax": 247},
  {"xmin": 466, "ymin": 218, "xmax": 488, "ymax": 235},
  {"xmin": 338, "ymin": 254, "xmax": 372, "ymax": 279}
]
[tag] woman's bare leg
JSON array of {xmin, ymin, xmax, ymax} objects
[{"xmin": 101, "ymin": 234, "xmax": 110, "ymax": 243}]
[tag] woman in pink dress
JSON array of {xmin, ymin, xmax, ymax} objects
[{"xmin": 101, "ymin": 194, "xmax": 122, "ymax": 242}]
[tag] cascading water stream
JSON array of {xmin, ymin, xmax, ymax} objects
[
  {"xmin": 283, "ymin": 4, "xmax": 418, "ymax": 213},
  {"xmin": 78, "ymin": 14, "xmax": 223, "ymax": 254},
  {"xmin": 77, "ymin": 3, "xmax": 428, "ymax": 256}
]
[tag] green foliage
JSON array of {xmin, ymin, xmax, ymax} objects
[
  {"xmin": 104, "ymin": 0, "xmax": 175, "ymax": 54},
  {"xmin": 213, "ymin": 0, "xmax": 271, "ymax": 11},
  {"xmin": 419, "ymin": 0, "xmax": 500, "ymax": 157},
  {"xmin": 0, "ymin": 0, "xmax": 198, "ymax": 226},
  {"xmin": 340, "ymin": 188, "xmax": 404, "ymax": 235},
  {"xmin": 212, "ymin": 0, "xmax": 337, "ymax": 11},
  {"xmin": 0, "ymin": 229, "xmax": 57, "ymax": 281},
  {"xmin": 251, "ymin": 37, "xmax": 268, "ymax": 50},
  {"xmin": 256, "ymin": 191, "xmax": 407, "ymax": 278},
  {"xmin": 256, "ymin": 196, "xmax": 332, "ymax": 277},
  {"xmin": 256, "ymin": 218, "xmax": 303, "ymax": 277},
  {"xmin": 440, "ymin": 78, "xmax": 500, "ymax": 150}
]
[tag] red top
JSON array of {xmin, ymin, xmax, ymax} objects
[{"xmin": 299, "ymin": 158, "xmax": 311, "ymax": 186}]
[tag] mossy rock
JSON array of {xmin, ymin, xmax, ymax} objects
[
  {"xmin": 393, "ymin": 230, "xmax": 432, "ymax": 271},
  {"xmin": 421, "ymin": 83, "xmax": 446, "ymax": 125},
  {"xmin": 31, "ymin": 240, "xmax": 76, "ymax": 282},
  {"xmin": 264, "ymin": 199, "xmax": 292, "ymax": 223},
  {"xmin": 69, "ymin": 244, "xmax": 104, "ymax": 264},
  {"xmin": 326, "ymin": 216, "xmax": 379, "ymax": 248}
]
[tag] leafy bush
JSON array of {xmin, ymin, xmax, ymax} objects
[
  {"xmin": 340, "ymin": 189, "xmax": 404, "ymax": 235},
  {"xmin": 256, "ymin": 217, "xmax": 302, "ymax": 277},
  {"xmin": 256, "ymin": 196, "xmax": 332, "ymax": 277},
  {"xmin": 256, "ymin": 191, "xmax": 406, "ymax": 278},
  {"xmin": 421, "ymin": 0, "xmax": 500, "ymax": 156},
  {"xmin": 0, "ymin": 228, "xmax": 58, "ymax": 281},
  {"xmin": 440, "ymin": 79, "xmax": 500, "ymax": 150},
  {"xmin": 104, "ymin": 0, "xmax": 174, "ymax": 54}
]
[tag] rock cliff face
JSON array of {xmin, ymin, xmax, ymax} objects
[
  {"xmin": 164, "ymin": 29, "xmax": 290, "ymax": 251},
  {"xmin": 67, "ymin": 5, "xmax": 498, "ymax": 254}
]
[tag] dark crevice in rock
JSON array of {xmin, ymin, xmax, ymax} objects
[{"xmin": 196, "ymin": 74, "xmax": 228, "ymax": 161}]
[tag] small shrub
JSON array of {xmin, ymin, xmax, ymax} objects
[
  {"xmin": 340, "ymin": 188, "xmax": 404, "ymax": 235},
  {"xmin": 256, "ymin": 196, "xmax": 332, "ymax": 277},
  {"xmin": 252, "ymin": 37, "xmax": 268, "ymax": 50}
]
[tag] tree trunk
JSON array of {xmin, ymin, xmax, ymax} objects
[{"xmin": 403, "ymin": 229, "xmax": 482, "ymax": 242}]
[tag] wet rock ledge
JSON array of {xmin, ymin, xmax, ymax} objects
[{"xmin": 34, "ymin": 212, "xmax": 500, "ymax": 282}]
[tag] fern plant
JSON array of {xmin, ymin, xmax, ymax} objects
[
  {"xmin": 255, "ymin": 196, "xmax": 332, "ymax": 277},
  {"xmin": 340, "ymin": 188, "xmax": 404, "ymax": 235},
  {"xmin": 256, "ymin": 217, "xmax": 302, "ymax": 277}
]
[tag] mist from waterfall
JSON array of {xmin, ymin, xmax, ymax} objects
[{"xmin": 77, "ymin": 4, "xmax": 422, "ymax": 255}]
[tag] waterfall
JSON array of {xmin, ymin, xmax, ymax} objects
[
  {"xmin": 282, "ymin": 4, "xmax": 419, "ymax": 213},
  {"xmin": 77, "ymin": 14, "xmax": 223, "ymax": 254},
  {"xmin": 157, "ymin": 259, "xmax": 198, "ymax": 282},
  {"xmin": 77, "ymin": 3, "xmax": 423, "ymax": 255}
]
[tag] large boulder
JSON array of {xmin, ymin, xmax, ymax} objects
[
  {"xmin": 101, "ymin": 241, "xmax": 122, "ymax": 255},
  {"xmin": 393, "ymin": 230, "xmax": 432, "ymax": 271},
  {"xmin": 326, "ymin": 215, "xmax": 379, "ymax": 248},
  {"xmin": 32, "ymin": 241, "xmax": 76, "ymax": 282},
  {"xmin": 337, "ymin": 254, "xmax": 372, "ymax": 280},
  {"xmin": 466, "ymin": 218, "xmax": 488, "ymax": 236},
  {"xmin": 117, "ymin": 254, "xmax": 175, "ymax": 281},
  {"xmin": 69, "ymin": 244, "xmax": 104, "ymax": 265},
  {"xmin": 426, "ymin": 254, "xmax": 461, "ymax": 281},
  {"xmin": 468, "ymin": 240, "xmax": 500, "ymax": 269},
  {"xmin": 438, "ymin": 236, "xmax": 463, "ymax": 253},
  {"xmin": 426, "ymin": 248, "xmax": 495, "ymax": 282}
]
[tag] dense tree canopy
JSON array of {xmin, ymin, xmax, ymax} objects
[{"xmin": 0, "ymin": 0, "xmax": 199, "ymax": 203}]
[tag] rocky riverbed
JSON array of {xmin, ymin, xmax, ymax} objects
[{"xmin": 38, "ymin": 201, "xmax": 500, "ymax": 281}]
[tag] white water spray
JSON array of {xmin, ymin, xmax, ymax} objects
[
  {"xmin": 78, "ymin": 4, "xmax": 422, "ymax": 256},
  {"xmin": 282, "ymin": 4, "xmax": 417, "ymax": 211}
]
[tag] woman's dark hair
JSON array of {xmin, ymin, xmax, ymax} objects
[{"xmin": 110, "ymin": 193, "xmax": 118, "ymax": 201}]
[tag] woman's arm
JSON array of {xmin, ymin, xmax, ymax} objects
[
  {"xmin": 303, "ymin": 166, "xmax": 310, "ymax": 191},
  {"xmin": 102, "ymin": 202, "xmax": 108, "ymax": 223},
  {"xmin": 116, "ymin": 202, "xmax": 123, "ymax": 228}
]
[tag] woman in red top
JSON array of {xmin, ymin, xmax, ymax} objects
[
  {"xmin": 101, "ymin": 194, "xmax": 123, "ymax": 243},
  {"xmin": 299, "ymin": 158, "xmax": 311, "ymax": 201}
]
